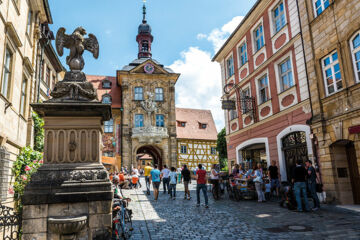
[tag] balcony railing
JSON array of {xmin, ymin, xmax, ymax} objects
[{"xmin": 132, "ymin": 126, "xmax": 169, "ymax": 143}]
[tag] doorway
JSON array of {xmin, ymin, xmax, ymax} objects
[
  {"xmin": 330, "ymin": 141, "xmax": 360, "ymax": 204},
  {"xmin": 282, "ymin": 131, "xmax": 308, "ymax": 181},
  {"xmin": 136, "ymin": 145, "xmax": 162, "ymax": 169}
]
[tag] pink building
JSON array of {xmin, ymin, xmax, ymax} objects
[{"xmin": 213, "ymin": 0, "xmax": 313, "ymax": 181}]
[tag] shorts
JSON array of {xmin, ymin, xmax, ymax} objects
[
  {"xmin": 152, "ymin": 182, "xmax": 160, "ymax": 189},
  {"xmin": 271, "ymin": 179, "xmax": 280, "ymax": 188}
]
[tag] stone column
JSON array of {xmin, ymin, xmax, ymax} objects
[
  {"xmin": 22, "ymin": 26, "xmax": 113, "ymax": 239},
  {"xmin": 22, "ymin": 102, "xmax": 113, "ymax": 240}
]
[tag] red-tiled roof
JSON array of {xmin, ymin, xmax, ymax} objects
[
  {"xmin": 176, "ymin": 108, "xmax": 218, "ymax": 140},
  {"xmin": 139, "ymin": 154, "xmax": 153, "ymax": 160},
  {"xmin": 87, "ymin": 75, "xmax": 122, "ymax": 108}
]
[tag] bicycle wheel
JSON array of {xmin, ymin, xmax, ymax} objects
[{"xmin": 212, "ymin": 186, "xmax": 219, "ymax": 200}]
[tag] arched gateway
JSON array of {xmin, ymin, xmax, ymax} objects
[{"xmin": 136, "ymin": 145, "xmax": 163, "ymax": 168}]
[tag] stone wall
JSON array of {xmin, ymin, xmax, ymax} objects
[
  {"xmin": 22, "ymin": 201, "xmax": 112, "ymax": 240},
  {"xmin": 298, "ymin": 0, "xmax": 360, "ymax": 204}
]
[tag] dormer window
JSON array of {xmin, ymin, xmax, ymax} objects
[
  {"xmin": 199, "ymin": 123, "xmax": 207, "ymax": 129},
  {"xmin": 177, "ymin": 121, "xmax": 186, "ymax": 127},
  {"xmin": 102, "ymin": 80, "xmax": 112, "ymax": 89},
  {"xmin": 102, "ymin": 94, "xmax": 112, "ymax": 104}
]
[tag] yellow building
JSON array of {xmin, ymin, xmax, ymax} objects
[
  {"xmin": 0, "ymin": 0, "xmax": 62, "ymax": 205},
  {"xmin": 176, "ymin": 108, "xmax": 219, "ymax": 171}
]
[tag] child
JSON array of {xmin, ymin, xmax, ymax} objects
[
  {"xmin": 169, "ymin": 167, "xmax": 177, "ymax": 200},
  {"xmin": 265, "ymin": 179, "xmax": 271, "ymax": 201}
]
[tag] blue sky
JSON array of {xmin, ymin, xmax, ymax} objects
[{"xmin": 49, "ymin": 0, "xmax": 257, "ymax": 130}]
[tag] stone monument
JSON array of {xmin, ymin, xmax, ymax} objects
[{"xmin": 22, "ymin": 27, "xmax": 113, "ymax": 240}]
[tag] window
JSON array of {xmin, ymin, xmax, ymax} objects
[
  {"xmin": 52, "ymin": 75, "xmax": 56, "ymax": 89},
  {"xmin": 178, "ymin": 121, "xmax": 186, "ymax": 127},
  {"xmin": 241, "ymin": 88, "xmax": 251, "ymax": 113},
  {"xmin": 351, "ymin": 32, "xmax": 360, "ymax": 82},
  {"xmin": 102, "ymin": 81, "xmax": 111, "ymax": 89},
  {"xmin": 279, "ymin": 58, "xmax": 294, "ymax": 91},
  {"xmin": 19, "ymin": 76, "xmax": 27, "ymax": 116},
  {"xmin": 230, "ymin": 109, "xmax": 238, "ymax": 120},
  {"xmin": 135, "ymin": 114, "xmax": 144, "ymax": 128},
  {"xmin": 226, "ymin": 56, "xmax": 234, "ymax": 78},
  {"xmin": 258, "ymin": 75, "xmax": 269, "ymax": 104},
  {"xmin": 313, "ymin": 0, "xmax": 330, "ymax": 17},
  {"xmin": 26, "ymin": 11, "xmax": 32, "ymax": 36},
  {"xmin": 211, "ymin": 147, "xmax": 217, "ymax": 155},
  {"xmin": 254, "ymin": 24, "xmax": 264, "ymax": 52},
  {"xmin": 104, "ymin": 119, "xmax": 114, "ymax": 133},
  {"xmin": 273, "ymin": 1, "xmax": 286, "ymax": 33},
  {"xmin": 1, "ymin": 48, "xmax": 12, "ymax": 99},
  {"xmin": 156, "ymin": 114, "xmax": 165, "ymax": 127},
  {"xmin": 180, "ymin": 145, "xmax": 187, "ymax": 154},
  {"xmin": 155, "ymin": 87, "xmax": 163, "ymax": 101},
  {"xmin": 142, "ymin": 40, "xmax": 149, "ymax": 52},
  {"xmin": 134, "ymin": 87, "xmax": 143, "ymax": 100},
  {"xmin": 322, "ymin": 51, "xmax": 342, "ymax": 95},
  {"xmin": 238, "ymin": 42, "xmax": 248, "ymax": 67},
  {"xmin": 102, "ymin": 95, "xmax": 111, "ymax": 104},
  {"xmin": 200, "ymin": 123, "xmax": 207, "ymax": 129},
  {"xmin": 46, "ymin": 67, "xmax": 50, "ymax": 86}
]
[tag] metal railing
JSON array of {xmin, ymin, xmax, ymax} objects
[{"xmin": 0, "ymin": 204, "xmax": 21, "ymax": 240}]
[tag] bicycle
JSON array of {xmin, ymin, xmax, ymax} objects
[{"xmin": 112, "ymin": 198, "xmax": 133, "ymax": 240}]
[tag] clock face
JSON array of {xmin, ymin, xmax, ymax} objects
[{"xmin": 144, "ymin": 63, "xmax": 155, "ymax": 74}]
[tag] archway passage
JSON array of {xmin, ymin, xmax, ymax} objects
[
  {"xmin": 136, "ymin": 145, "xmax": 162, "ymax": 169},
  {"xmin": 330, "ymin": 140, "xmax": 360, "ymax": 204},
  {"xmin": 239, "ymin": 143, "xmax": 268, "ymax": 171},
  {"xmin": 282, "ymin": 131, "xmax": 308, "ymax": 182}
]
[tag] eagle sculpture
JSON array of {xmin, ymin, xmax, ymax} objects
[{"xmin": 56, "ymin": 27, "xmax": 99, "ymax": 71}]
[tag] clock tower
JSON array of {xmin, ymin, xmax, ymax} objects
[
  {"xmin": 117, "ymin": 2, "xmax": 180, "ymax": 169},
  {"xmin": 136, "ymin": 2, "xmax": 153, "ymax": 59}
]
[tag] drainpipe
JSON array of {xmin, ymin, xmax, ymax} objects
[{"xmin": 295, "ymin": 0, "xmax": 321, "ymax": 176}]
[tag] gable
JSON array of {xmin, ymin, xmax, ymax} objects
[{"xmin": 130, "ymin": 59, "xmax": 169, "ymax": 75}]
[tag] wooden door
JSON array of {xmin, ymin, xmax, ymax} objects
[{"xmin": 346, "ymin": 142, "xmax": 360, "ymax": 204}]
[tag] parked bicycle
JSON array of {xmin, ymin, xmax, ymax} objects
[{"xmin": 112, "ymin": 198, "xmax": 133, "ymax": 240}]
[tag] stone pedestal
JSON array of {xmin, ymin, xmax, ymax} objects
[{"xmin": 22, "ymin": 102, "xmax": 113, "ymax": 240}]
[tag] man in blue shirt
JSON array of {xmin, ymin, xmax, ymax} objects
[{"xmin": 150, "ymin": 164, "xmax": 161, "ymax": 201}]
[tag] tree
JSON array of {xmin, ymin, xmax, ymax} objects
[{"xmin": 216, "ymin": 128, "xmax": 228, "ymax": 170}]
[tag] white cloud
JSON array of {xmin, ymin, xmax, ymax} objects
[
  {"xmin": 196, "ymin": 33, "xmax": 207, "ymax": 40},
  {"xmin": 169, "ymin": 47, "xmax": 223, "ymax": 131},
  {"xmin": 170, "ymin": 16, "xmax": 244, "ymax": 132},
  {"xmin": 200, "ymin": 16, "xmax": 244, "ymax": 52}
]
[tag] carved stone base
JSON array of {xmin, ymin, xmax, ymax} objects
[
  {"xmin": 49, "ymin": 80, "xmax": 98, "ymax": 102},
  {"xmin": 22, "ymin": 163, "xmax": 113, "ymax": 205}
]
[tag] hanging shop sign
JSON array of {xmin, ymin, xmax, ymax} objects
[{"xmin": 222, "ymin": 100, "xmax": 236, "ymax": 110}]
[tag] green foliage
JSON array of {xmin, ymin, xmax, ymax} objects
[
  {"xmin": 11, "ymin": 147, "xmax": 43, "ymax": 212},
  {"xmin": 32, "ymin": 112, "xmax": 44, "ymax": 152},
  {"xmin": 217, "ymin": 128, "xmax": 228, "ymax": 170}
]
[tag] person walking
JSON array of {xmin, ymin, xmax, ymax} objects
[
  {"xmin": 181, "ymin": 164, "xmax": 192, "ymax": 200},
  {"xmin": 196, "ymin": 164, "xmax": 209, "ymax": 208},
  {"xmin": 161, "ymin": 165, "xmax": 171, "ymax": 194},
  {"xmin": 252, "ymin": 164, "xmax": 265, "ymax": 202},
  {"xmin": 150, "ymin": 164, "xmax": 161, "ymax": 201},
  {"xmin": 268, "ymin": 160, "xmax": 280, "ymax": 198},
  {"xmin": 305, "ymin": 160, "xmax": 320, "ymax": 211},
  {"xmin": 292, "ymin": 160, "xmax": 310, "ymax": 212},
  {"xmin": 144, "ymin": 163, "xmax": 153, "ymax": 195},
  {"xmin": 210, "ymin": 164, "xmax": 220, "ymax": 199},
  {"xmin": 169, "ymin": 167, "xmax": 177, "ymax": 200}
]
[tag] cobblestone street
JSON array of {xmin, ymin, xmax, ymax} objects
[{"xmin": 123, "ymin": 178, "xmax": 360, "ymax": 240}]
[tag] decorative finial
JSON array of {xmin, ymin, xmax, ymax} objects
[{"xmin": 142, "ymin": 0, "xmax": 147, "ymax": 23}]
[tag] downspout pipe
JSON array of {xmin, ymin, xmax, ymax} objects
[{"xmin": 295, "ymin": 0, "xmax": 321, "ymax": 174}]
